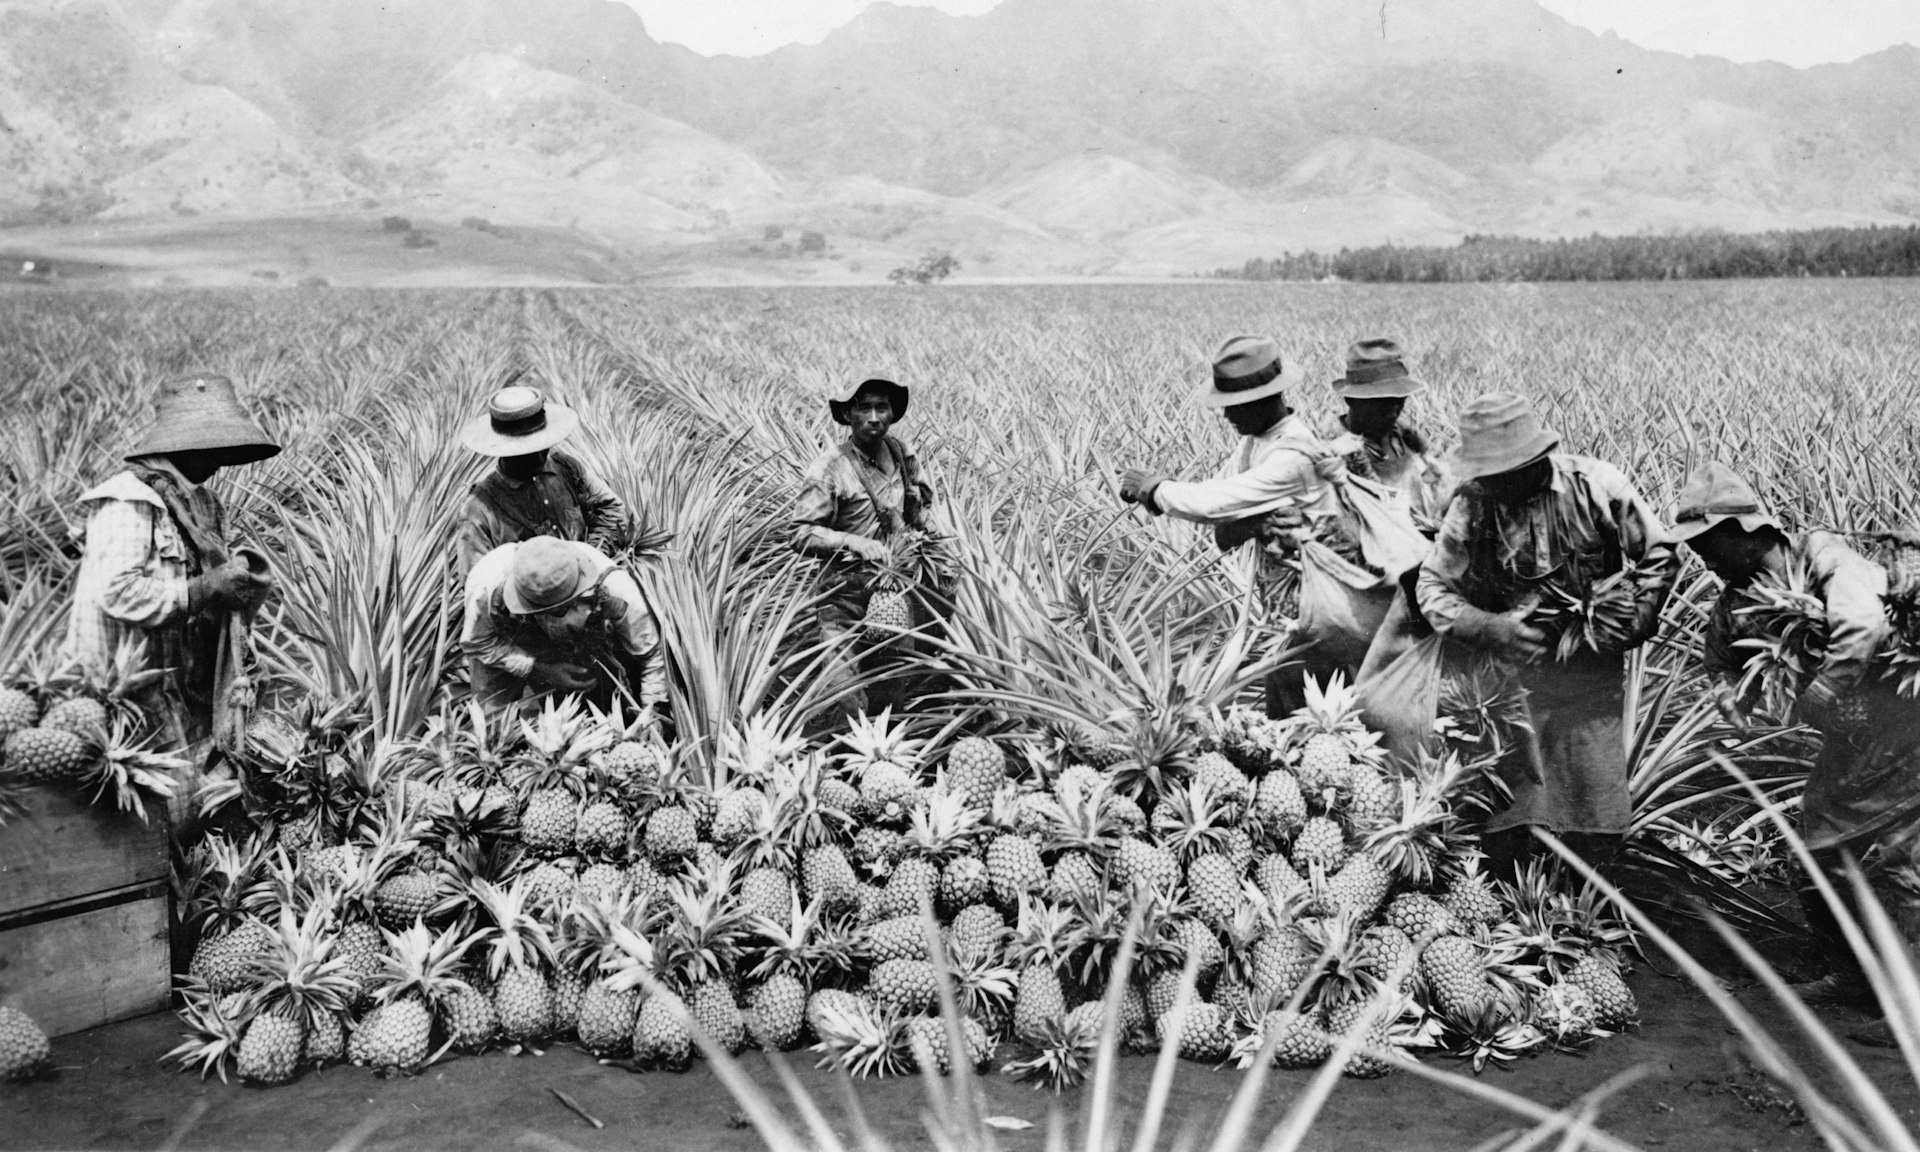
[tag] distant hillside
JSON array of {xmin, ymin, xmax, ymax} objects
[{"xmin": 1, "ymin": 0, "xmax": 1916, "ymax": 282}]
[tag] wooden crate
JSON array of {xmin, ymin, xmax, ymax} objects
[
  {"xmin": 0, "ymin": 887, "xmax": 171, "ymax": 1036},
  {"xmin": 0, "ymin": 785, "xmax": 170, "ymax": 913},
  {"xmin": 0, "ymin": 786, "xmax": 173, "ymax": 1036}
]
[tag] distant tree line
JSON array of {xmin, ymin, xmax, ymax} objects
[{"xmin": 1213, "ymin": 225, "xmax": 1920, "ymax": 283}]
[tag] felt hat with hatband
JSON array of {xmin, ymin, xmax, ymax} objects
[
  {"xmin": 1332, "ymin": 338, "xmax": 1426, "ymax": 399},
  {"xmin": 1198, "ymin": 335, "xmax": 1306, "ymax": 408},
  {"xmin": 123, "ymin": 374, "xmax": 281, "ymax": 464}
]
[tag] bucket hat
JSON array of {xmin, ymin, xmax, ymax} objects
[
  {"xmin": 829, "ymin": 378, "xmax": 910, "ymax": 425},
  {"xmin": 1332, "ymin": 338, "xmax": 1425, "ymax": 399},
  {"xmin": 502, "ymin": 537, "xmax": 594, "ymax": 615},
  {"xmin": 1199, "ymin": 336, "xmax": 1305, "ymax": 408},
  {"xmin": 1449, "ymin": 393, "xmax": 1561, "ymax": 479},
  {"xmin": 462, "ymin": 386, "xmax": 580, "ymax": 457},
  {"xmin": 1671, "ymin": 462, "xmax": 1782, "ymax": 542},
  {"xmin": 122, "ymin": 375, "xmax": 280, "ymax": 464}
]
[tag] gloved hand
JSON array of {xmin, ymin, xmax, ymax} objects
[
  {"xmin": 1452, "ymin": 607, "xmax": 1549, "ymax": 664},
  {"xmin": 188, "ymin": 558, "xmax": 271, "ymax": 614},
  {"xmin": 1315, "ymin": 435, "xmax": 1363, "ymax": 481},
  {"xmin": 1258, "ymin": 505, "xmax": 1308, "ymax": 540},
  {"xmin": 533, "ymin": 661, "xmax": 598, "ymax": 694},
  {"xmin": 1794, "ymin": 675, "xmax": 1842, "ymax": 732},
  {"xmin": 1711, "ymin": 682, "xmax": 1747, "ymax": 727},
  {"xmin": 847, "ymin": 536, "xmax": 890, "ymax": 564},
  {"xmin": 1119, "ymin": 469, "xmax": 1168, "ymax": 509}
]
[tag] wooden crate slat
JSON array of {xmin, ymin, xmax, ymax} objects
[
  {"xmin": 0, "ymin": 786, "xmax": 169, "ymax": 917},
  {"xmin": 0, "ymin": 888, "xmax": 171, "ymax": 1037}
]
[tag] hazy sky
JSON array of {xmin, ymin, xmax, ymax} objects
[{"xmin": 620, "ymin": 0, "xmax": 1920, "ymax": 65}]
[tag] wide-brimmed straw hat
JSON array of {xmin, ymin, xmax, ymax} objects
[
  {"xmin": 462, "ymin": 386, "xmax": 580, "ymax": 457},
  {"xmin": 829, "ymin": 378, "xmax": 910, "ymax": 425},
  {"xmin": 1449, "ymin": 393, "xmax": 1561, "ymax": 479},
  {"xmin": 502, "ymin": 537, "xmax": 594, "ymax": 615},
  {"xmin": 1199, "ymin": 336, "xmax": 1306, "ymax": 408},
  {"xmin": 1671, "ymin": 462, "xmax": 1782, "ymax": 542},
  {"xmin": 1332, "ymin": 338, "xmax": 1426, "ymax": 399},
  {"xmin": 123, "ymin": 375, "xmax": 280, "ymax": 464}
]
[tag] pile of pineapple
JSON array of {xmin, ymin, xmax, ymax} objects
[
  {"xmin": 158, "ymin": 677, "xmax": 1638, "ymax": 1088},
  {"xmin": 0, "ymin": 644, "xmax": 186, "ymax": 824}
]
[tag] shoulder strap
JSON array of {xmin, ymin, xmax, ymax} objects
[{"xmin": 839, "ymin": 440, "xmax": 903, "ymax": 537}]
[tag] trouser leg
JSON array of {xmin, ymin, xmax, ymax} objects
[{"xmin": 814, "ymin": 599, "xmax": 870, "ymax": 727}]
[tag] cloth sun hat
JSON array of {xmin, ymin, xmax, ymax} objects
[
  {"xmin": 122, "ymin": 374, "xmax": 281, "ymax": 464},
  {"xmin": 829, "ymin": 378, "xmax": 910, "ymax": 425},
  {"xmin": 502, "ymin": 537, "xmax": 593, "ymax": 615},
  {"xmin": 1670, "ymin": 461, "xmax": 1782, "ymax": 542},
  {"xmin": 1199, "ymin": 335, "xmax": 1306, "ymax": 408},
  {"xmin": 1332, "ymin": 338, "xmax": 1426, "ymax": 399},
  {"xmin": 461, "ymin": 386, "xmax": 580, "ymax": 457},
  {"xmin": 1449, "ymin": 393, "xmax": 1562, "ymax": 479}
]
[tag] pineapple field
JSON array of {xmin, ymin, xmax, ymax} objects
[{"xmin": 5, "ymin": 280, "xmax": 1920, "ymax": 1150}]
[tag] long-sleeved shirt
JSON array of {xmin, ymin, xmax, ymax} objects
[
  {"xmin": 1418, "ymin": 453, "xmax": 1678, "ymax": 641},
  {"xmin": 1703, "ymin": 531, "xmax": 1890, "ymax": 693},
  {"xmin": 1149, "ymin": 414, "xmax": 1345, "ymax": 586},
  {"xmin": 1318, "ymin": 415, "xmax": 1452, "ymax": 525},
  {"xmin": 459, "ymin": 450, "xmax": 630, "ymax": 572},
  {"xmin": 61, "ymin": 468, "xmax": 206, "ymax": 672},
  {"xmin": 460, "ymin": 540, "xmax": 665, "ymax": 709},
  {"xmin": 791, "ymin": 437, "xmax": 931, "ymax": 565}
]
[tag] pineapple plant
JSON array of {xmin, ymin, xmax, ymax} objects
[
  {"xmin": 840, "ymin": 710, "xmax": 924, "ymax": 824},
  {"xmin": 574, "ymin": 766, "xmax": 634, "ymax": 859},
  {"xmin": 514, "ymin": 698, "xmax": 609, "ymax": 856},
  {"xmin": 810, "ymin": 992, "xmax": 913, "ymax": 1078},
  {"xmin": 870, "ymin": 958, "xmax": 938, "ymax": 1016},
  {"xmin": 1185, "ymin": 853, "xmax": 1240, "ymax": 926},
  {"xmin": 0, "ymin": 1006, "xmax": 51, "ymax": 1082},
  {"xmin": 246, "ymin": 904, "xmax": 360, "ymax": 1077},
  {"xmin": 2, "ymin": 725, "xmax": 93, "ymax": 783},
  {"xmin": 1290, "ymin": 674, "xmax": 1381, "ymax": 794},
  {"xmin": 862, "ymin": 532, "xmax": 936, "ymax": 639},
  {"xmin": 471, "ymin": 878, "xmax": 558, "ymax": 1044},
  {"xmin": 1005, "ymin": 1007, "xmax": 1102, "ymax": 1089},
  {"xmin": 167, "ymin": 986, "xmax": 252, "ymax": 1082},
  {"xmin": 1009, "ymin": 898, "xmax": 1075, "ymax": 1041},
  {"xmin": 983, "ymin": 832, "xmax": 1046, "ymax": 908},
  {"xmin": 944, "ymin": 735, "xmax": 1006, "ymax": 810},
  {"xmin": 1419, "ymin": 933, "xmax": 1491, "ymax": 1017},
  {"xmin": 1243, "ymin": 1008, "xmax": 1333, "ymax": 1070},
  {"xmin": 631, "ymin": 989, "xmax": 694, "ymax": 1070}
]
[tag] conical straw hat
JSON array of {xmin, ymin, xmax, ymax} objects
[{"xmin": 123, "ymin": 375, "xmax": 280, "ymax": 464}]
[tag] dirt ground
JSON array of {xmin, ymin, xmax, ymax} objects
[{"xmin": 6, "ymin": 966, "xmax": 1917, "ymax": 1152}]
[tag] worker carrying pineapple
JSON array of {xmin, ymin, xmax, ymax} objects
[
  {"xmin": 791, "ymin": 376, "xmax": 947, "ymax": 726},
  {"xmin": 1317, "ymin": 338, "xmax": 1451, "ymax": 529},
  {"xmin": 61, "ymin": 374, "xmax": 280, "ymax": 786},
  {"xmin": 1118, "ymin": 335, "xmax": 1410, "ymax": 718},
  {"xmin": 1671, "ymin": 461, "xmax": 1920, "ymax": 1047},
  {"xmin": 1416, "ymin": 394, "xmax": 1677, "ymax": 877},
  {"xmin": 459, "ymin": 383, "xmax": 633, "ymax": 572},
  {"xmin": 461, "ymin": 535, "xmax": 666, "ymax": 728}
]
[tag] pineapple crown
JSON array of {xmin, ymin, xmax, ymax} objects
[
  {"xmin": 1043, "ymin": 775, "xmax": 1118, "ymax": 858},
  {"xmin": 903, "ymin": 785, "xmax": 984, "ymax": 861},
  {"xmin": 470, "ymin": 877, "xmax": 558, "ymax": 979},
  {"xmin": 515, "ymin": 696, "xmax": 612, "ymax": 786},
  {"xmin": 1010, "ymin": 895, "xmax": 1077, "ymax": 972},
  {"xmin": 836, "ymin": 708, "xmax": 925, "ymax": 773},
  {"xmin": 375, "ymin": 921, "xmax": 482, "ymax": 1008},
  {"xmin": 766, "ymin": 754, "xmax": 851, "ymax": 859},
  {"xmin": 251, "ymin": 904, "xmax": 359, "ymax": 1018},
  {"xmin": 1149, "ymin": 778, "xmax": 1235, "ymax": 863},
  {"xmin": 713, "ymin": 711, "xmax": 806, "ymax": 785},
  {"xmin": 165, "ymin": 985, "xmax": 252, "ymax": 1083},
  {"xmin": 660, "ymin": 861, "xmax": 752, "ymax": 985}
]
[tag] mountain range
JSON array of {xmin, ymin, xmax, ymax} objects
[{"xmin": 2, "ymin": 0, "xmax": 1916, "ymax": 283}]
